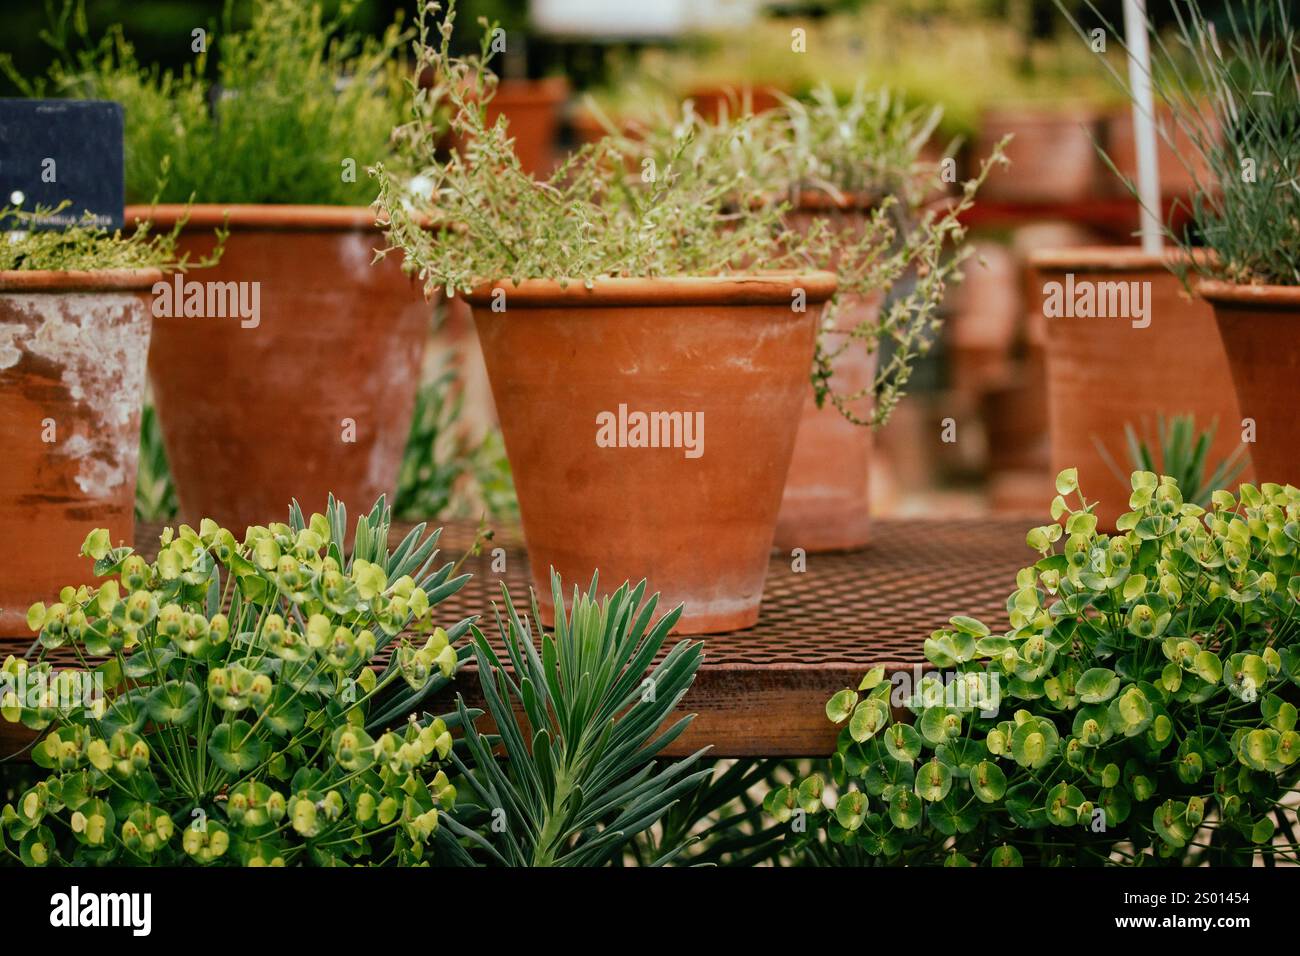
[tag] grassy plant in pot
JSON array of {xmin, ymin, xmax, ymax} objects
[
  {"xmin": 376, "ymin": 2, "xmax": 848, "ymax": 634},
  {"xmin": 19, "ymin": 0, "xmax": 431, "ymax": 530},
  {"xmin": 1027, "ymin": 1, "xmax": 1264, "ymax": 530},
  {"xmin": 0, "ymin": 209, "xmax": 206, "ymax": 637},
  {"xmin": 1137, "ymin": 0, "xmax": 1300, "ymax": 486}
]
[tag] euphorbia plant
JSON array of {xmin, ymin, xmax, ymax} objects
[
  {"xmin": 1, "ymin": 497, "xmax": 473, "ymax": 866},
  {"xmin": 770, "ymin": 469, "xmax": 1300, "ymax": 866}
]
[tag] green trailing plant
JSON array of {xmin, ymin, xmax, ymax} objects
[
  {"xmin": 1093, "ymin": 414, "xmax": 1248, "ymax": 510},
  {"xmin": 434, "ymin": 574, "xmax": 711, "ymax": 867},
  {"xmin": 1, "ymin": 496, "xmax": 476, "ymax": 866},
  {"xmin": 395, "ymin": 365, "xmax": 517, "ymax": 521},
  {"xmin": 0, "ymin": 204, "xmax": 215, "ymax": 273},
  {"xmin": 770, "ymin": 468, "xmax": 1300, "ymax": 866},
  {"xmin": 6, "ymin": 0, "xmax": 409, "ymax": 205},
  {"xmin": 1061, "ymin": 0, "xmax": 1300, "ymax": 286},
  {"xmin": 377, "ymin": 1, "xmax": 1006, "ymax": 427}
]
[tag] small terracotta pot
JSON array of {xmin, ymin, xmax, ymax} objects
[
  {"xmin": 485, "ymin": 78, "xmax": 569, "ymax": 177},
  {"xmin": 975, "ymin": 107, "xmax": 1103, "ymax": 203},
  {"xmin": 466, "ymin": 273, "xmax": 836, "ymax": 634},
  {"xmin": 773, "ymin": 198, "xmax": 882, "ymax": 552},
  {"xmin": 773, "ymin": 297, "xmax": 879, "ymax": 553},
  {"xmin": 1200, "ymin": 281, "xmax": 1300, "ymax": 485},
  {"xmin": 1030, "ymin": 247, "xmax": 1249, "ymax": 528},
  {"xmin": 0, "ymin": 269, "xmax": 159, "ymax": 636},
  {"xmin": 133, "ymin": 204, "xmax": 431, "ymax": 531}
]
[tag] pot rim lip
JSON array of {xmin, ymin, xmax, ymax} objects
[
  {"xmin": 460, "ymin": 271, "xmax": 838, "ymax": 307},
  {"xmin": 1197, "ymin": 279, "xmax": 1300, "ymax": 306},
  {"xmin": 0, "ymin": 268, "xmax": 164, "ymax": 291},
  {"xmin": 1028, "ymin": 245, "xmax": 1210, "ymax": 271},
  {"xmin": 124, "ymin": 203, "xmax": 388, "ymax": 232}
]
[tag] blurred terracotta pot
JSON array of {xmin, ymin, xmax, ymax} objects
[
  {"xmin": 975, "ymin": 107, "xmax": 1102, "ymax": 203},
  {"xmin": 485, "ymin": 78, "xmax": 568, "ymax": 177},
  {"xmin": 0, "ymin": 269, "xmax": 158, "ymax": 636},
  {"xmin": 1105, "ymin": 104, "xmax": 1217, "ymax": 199},
  {"xmin": 773, "ymin": 198, "xmax": 882, "ymax": 552},
  {"xmin": 133, "ymin": 204, "xmax": 431, "ymax": 530},
  {"xmin": 1200, "ymin": 281, "xmax": 1300, "ymax": 486},
  {"xmin": 687, "ymin": 85, "xmax": 784, "ymax": 122},
  {"xmin": 466, "ymin": 273, "xmax": 836, "ymax": 634},
  {"xmin": 1030, "ymin": 247, "xmax": 1249, "ymax": 528},
  {"xmin": 773, "ymin": 292, "xmax": 880, "ymax": 553}
]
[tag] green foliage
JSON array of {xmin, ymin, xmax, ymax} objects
[
  {"xmin": 1063, "ymin": 0, "xmax": 1300, "ymax": 285},
  {"xmin": 1, "ymin": 496, "xmax": 473, "ymax": 866},
  {"xmin": 774, "ymin": 470, "xmax": 1300, "ymax": 866},
  {"xmin": 435, "ymin": 574, "xmax": 711, "ymax": 866},
  {"xmin": 0, "ymin": 205, "xmax": 212, "ymax": 272},
  {"xmin": 1094, "ymin": 414, "xmax": 1248, "ymax": 509},
  {"xmin": 9, "ymin": 0, "xmax": 408, "ymax": 205},
  {"xmin": 395, "ymin": 365, "xmax": 516, "ymax": 521}
]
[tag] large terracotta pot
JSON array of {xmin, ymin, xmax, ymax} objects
[
  {"xmin": 466, "ymin": 273, "xmax": 836, "ymax": 634},
  {"xmin": 485, "ymin": 78, "xmax": 568, "ymax": 177},
  {"xmin": 1200, "ymin": 281, "xmax": 1300, "ymax": 485},
  {"xmin": 1030, "ymin": 247, "xmax": 1249, "ymax": 528},
  {"xmin": 975, "ymin": 107, "xmax": 1103, "ymax": 204},
  {"xmin": 134, "ymin": 204, "xmax": 431, "ymax": 530},
  {"xmin": 0, "ymin": 269, "xmax": 159, "ymax": 636}
]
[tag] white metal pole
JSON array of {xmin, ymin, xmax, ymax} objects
[{"xmin": 1123, "ymin": 0, "xmax": 1163, "ymax": 253}]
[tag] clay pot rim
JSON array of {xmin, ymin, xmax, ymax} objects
[
  {"xmin": 1028, "ymin": 245, "xmax": 1211, "ymax": 272},
  {"xmin": 461, "ymin": 272, "xmax": 838, "ymax": 307},
  {"xmin": 1197, "ymin": 279, "xmax": 1300, "ymax": 308},
  {"xmin": 123, "ymin": 203, "xmax": 389, "ymax": 232},
  {"xmin": 0, "ymin": 268, "xmax": 164, "ymax": 291}
]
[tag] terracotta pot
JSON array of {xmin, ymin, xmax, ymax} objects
[
  {"xmin": 466, "ymin": 273, "xmax": 836, "ymax": 634},
  {"xmin": 687, "ymin": 85, "xmax": 784, "ymax": 122},
  {"xmin": 773, "ymin": 292, "xmax": 881, "ymax": 553},
  {"xmin": 133, "ymin": 204, "xmax": 431, "ymax": 530},
  {"xmin": 1104, "ymin": 104, "xmax": 1217, "ymax": 199},
  {"xmin": 975, "ymin": 107, "xmax": 1103, "ymax": 203},
  {"xmin": 1200, "ymin": 281, "xmax": 1300, "ymax": 485},
  {"xmin": 0, "ymin": 269, "xmax": 159, "ymax": 636},
  {"xmin": 485, "ymin": 78, "xmax": 569, "ymax": 177},
  {"xmin": 1030, "ymin": 247, "xmax": 1249, "ymax": 528}
]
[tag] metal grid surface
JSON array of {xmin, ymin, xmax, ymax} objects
[{"xmin": 0, "ymin": 518, "xmax": 1031, "ymax": 756}]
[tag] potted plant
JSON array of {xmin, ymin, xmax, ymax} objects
[
  {"xmin": 754, "ymin": 84, "xmax": 998, "ymax": 551},
  {"xmin": 0, "ymin": 207, "xmax": 208, "ymax": 637},
  {"xmin": 1144, "ymin": 0, "xmax": 1300, "ymax": 486},
  {"xmin": 22, "ymin": 0, "xmax": 432, "ymax": 530},
  {"xmin": 1026, "ymin": 1, "xmax": 1267, "ymax": 528},
  {"xmin": 374, "ymin": 2, "xmax": 851, "ymax": 634}
]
